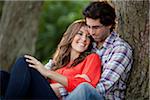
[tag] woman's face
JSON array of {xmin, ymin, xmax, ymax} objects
[{"xmin": 71, "ymin": 26, "xmax": 91, "ymax": 53}]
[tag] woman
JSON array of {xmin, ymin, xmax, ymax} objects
[{"xmin": 0, "ymin": 20, "xmax": 101, "ymax": 99}]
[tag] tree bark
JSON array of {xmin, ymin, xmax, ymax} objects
[
  {"xmin": 0, "ymin": 1, "xmax": 43, "ymax": 71},
  {"xmin": 111, "ymin": 1, "xmax": 149, "ymax": 99}
]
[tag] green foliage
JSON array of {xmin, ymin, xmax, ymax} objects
[{"xmin": 35, "ymin": 0, "xmax": 89, "ymax": 63}]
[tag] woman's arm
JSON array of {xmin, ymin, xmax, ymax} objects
[
  {"xmin": 50, "ymin": 83, "xmax": 63, "ymax": 98},
  {"xmin": 47, "ymin": 70, "xmax": 68, "ymax": 87},
  {"xmin": 65, "ymin": 53, "xmax": 101, "ymax": 92},
  {"xmin": 24, "ymin": 55, "xmax": 68, "ymax": 87}
]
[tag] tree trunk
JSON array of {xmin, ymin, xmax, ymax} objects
[
  {"xmin": 0, "ymin": 1, "xmax": 43, "ymax": 71},
  {"xmin": 111, "ymin": 1, "xmax": 149, "ymax": 99}
]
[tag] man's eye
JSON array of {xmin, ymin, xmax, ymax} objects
[{"xmin": 93, "ymin": 26, "xmax": 99, "ymax": 29}]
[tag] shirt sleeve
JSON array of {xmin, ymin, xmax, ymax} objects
[
  {"xmin": 96, "ymin": 45, "xmax": 133, "ymax": 94},
  {"xmin": 65, "ymin": 53, "xmax": 101, "ymax": 92},
  {"xmin": 44, "ymin": 59, "xmax": 54, "ymax": 70}
]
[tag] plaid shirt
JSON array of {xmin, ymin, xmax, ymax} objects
[{"xmin": 93, "ymin": 32, "xmax": 133, "ymax": 100}]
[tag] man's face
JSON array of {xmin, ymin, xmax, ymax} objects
[{"xmin": 86, "ymin": 17, "xmax": 111, "ymax": 43}]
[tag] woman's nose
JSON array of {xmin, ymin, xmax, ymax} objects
[{"xmin": 81, "ymin": 35, "xmax": 86, "ymax": 42}]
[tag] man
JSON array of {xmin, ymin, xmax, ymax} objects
[{"xmin": 66, "ymin": 1, "xmax": 133, "ymax": 100}]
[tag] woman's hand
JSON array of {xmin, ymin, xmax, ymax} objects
[
  {"xmin": 50, "ymin": 83, "xmax": 63, "ymax": 98},
  {"xmin": 24, "ymin": 55, "xmax": 49, "ymax": 77},
  {"xmin": 75, "ymin": 74, "xmax": 91, "ymax": 82}
]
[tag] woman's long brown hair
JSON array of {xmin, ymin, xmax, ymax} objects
[{"xmin": 51, "ymin": 20, "xmax": 94, "ymax": 70}]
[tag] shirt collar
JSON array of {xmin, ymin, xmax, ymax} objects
[
  {"xmin": 92, "ymin": 32, "xmax": 119, "ymax": 50},
  {"xmin": 102, "ymin": 31, "xmax": 118, "ymax": 48}
]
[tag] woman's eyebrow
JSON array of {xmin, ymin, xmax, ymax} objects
[{"xmin": 78, "ymin": 30, "xmax": 83, "ymax": 33}]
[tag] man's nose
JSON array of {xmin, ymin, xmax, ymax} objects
[{"xmin": 88, "ymin": 28, "xmax": 95, "ymax": 35}]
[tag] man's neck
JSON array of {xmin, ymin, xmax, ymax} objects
[{"xmin": 97, "ymin": 41, "xmax": 104, "ymax": 49}]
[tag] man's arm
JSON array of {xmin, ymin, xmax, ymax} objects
[{"xmin": 96, "ymin": 45, "xmax": 133, "ymax": 94}]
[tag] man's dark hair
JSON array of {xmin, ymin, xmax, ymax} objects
[{"xmin": 83, "ymin": 1, "xmax": 116, "ymax": 32}]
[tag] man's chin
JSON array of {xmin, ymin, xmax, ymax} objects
[{"xmin": 93, "ymin": 38, "xmax": 100, "ymax": 42}]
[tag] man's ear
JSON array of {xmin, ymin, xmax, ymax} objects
[{"xmin": 107, "ymin": 25, "xmax": 112, "ymax": 29}]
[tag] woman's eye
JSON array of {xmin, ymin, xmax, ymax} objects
[
  {"xmin": 86, "ymin": 35, "xmax": 91, "ymax": 39},
  {"xmin": 77, "ymin": 32, "xmax": 83, "ymax": 35},
  {"xmin": 77, "ymin": 32, "xmax": 91, "ymax": 39}
]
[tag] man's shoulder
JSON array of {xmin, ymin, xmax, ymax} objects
[{"xmin": 112, "ymin": 34, "xmax": 132, "ymax": 50}]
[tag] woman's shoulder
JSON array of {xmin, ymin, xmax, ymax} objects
[
  {"xmin": 86, "ymin": 53, "xmax": 99, "ymax": 59},
  {"xmin": 84, "ymin": 53, "xmax": 101, "ymax": 65}
]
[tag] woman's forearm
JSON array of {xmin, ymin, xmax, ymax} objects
[
  {"xmin": 46, "ymin": 70, "xmax": 68, "ymax": 87},
  {"xmin": 24, "ymin": 55, "xmax": 68, "ymax": 87},
  {"xmin": 50, "ymin": 83, "xmax": 64, "ymax": 98}
]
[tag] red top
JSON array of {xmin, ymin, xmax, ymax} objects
[{"xmin": 49, "ymin": 53, "xmax": 101, "ymax": 92}]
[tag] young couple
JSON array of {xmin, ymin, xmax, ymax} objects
[{"xmin": 0, "ymin": 1, "xmax": 133, "ymax": 100}]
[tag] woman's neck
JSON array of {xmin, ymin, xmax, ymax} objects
[{"xmin": 70, "ymin": 50, "xmax": 80, "ymax": 62}]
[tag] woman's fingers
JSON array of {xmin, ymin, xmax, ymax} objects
[
  {"xmin": 24, "ymin": 55, "xmax": 47, "ymax": 77},
  {"xmin": 24, "ymin": 55, "xmax": 41, "ymax": 65},
  {"xmin": 24, "ymin": 55, "xmax": 38, "ymax": 62},
  {"xmin": 28, "ymin": 64, "xmax": 35, "ymax": 68},
  {"xmin": 75, "ymin": 74, "xmax": 91, "ymax": 82},
  {"xmin": 26, "ymin": 59, "xmax": 36, "ymax": 65}
]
